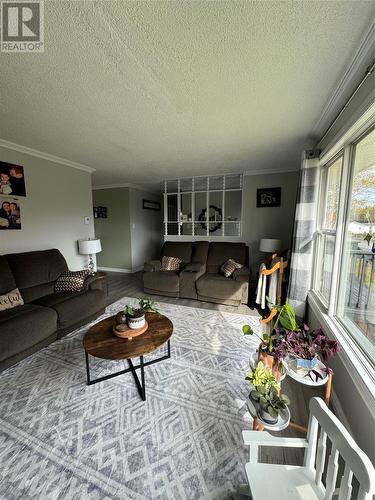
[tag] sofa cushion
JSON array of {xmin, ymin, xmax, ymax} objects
[
  {"xmin": 0, "ymin": 255, "xmax": 17, "ymax": 294},
  {"xmin": 55, "ymin": 270, "xmax": 90, "ymax": 292},
  {"xmin": 220, "ymin": 259, "xmax": 243, "ymax": 278},
  {"xmin": 160, "ymin": 256, "xmax": 182, "ymax": 271},
  {"xmin": 161, "ymin": 242, "xmax": 192, "ymax": 265},
  {"xmin": 0, "ymin": 288, "xmax": 24, "ymax": 312},
  {"xmin": 191, "ymin": 241, "xmax": 209, "ymax": 264},
  {"xmin": 33, "ymin": 289, "xmax": 106, "ymax": 329},
  {"xmin": 143, "ymin": 270, "xmax": 179, "ymax": 293},
  {"xmin": 206, "ymin": 243, "xmax": 247, "ymax": 273},
  {"xmin": 0, "ymin": 304, "xmax": 57, "ymax": 362},
  {"xmin": 196, "ymin": 274, "xmax": 244, "ymax": 301},
  {"xmin": 5, "ymin": 249, "xmax": 68, "ymax": 302}
]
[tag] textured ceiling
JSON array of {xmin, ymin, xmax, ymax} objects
[{"xmin": 0, "ymin": 1, "xmax": 374, "ymax": 185}]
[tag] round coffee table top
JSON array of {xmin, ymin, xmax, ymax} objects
[{"xmin": 83, "ymin": 312, "xmax": 173, "ymax": 360}]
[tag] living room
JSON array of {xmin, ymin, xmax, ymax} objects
[{"xmin": 0, "ymin": 1, "xmax": 374, "ymax": 499}]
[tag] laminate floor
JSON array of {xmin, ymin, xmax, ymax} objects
[{"xmin": 102, "ymin": 271, "xmax": 325, "ymax": 473}]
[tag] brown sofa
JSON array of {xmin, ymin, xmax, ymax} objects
[
  {"xmin": 143, "ymin": 241, "xmax": 250, "ymax": 306},
  {"xmin": 0, "ymin": 249, "xmax": 106, "ymax": 372}
]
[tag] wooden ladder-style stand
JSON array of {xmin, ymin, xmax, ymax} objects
[{"xmin": 253, "ymin": 253, "xmax": 333, "ymax": 434}]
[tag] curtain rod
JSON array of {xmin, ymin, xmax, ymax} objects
[{"xmin": 318, "ymin": 59, "xmax": 375, "ymax": 145}]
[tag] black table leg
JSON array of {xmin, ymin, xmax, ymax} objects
[{"xmin": 85, "ymin": 350, "xmax": 91, "ymax": 384}]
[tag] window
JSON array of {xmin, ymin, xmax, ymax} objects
[
  {"xmin": 337, "ymin": 128, "xmax": 375, "ymax": 359},
  {"xmin": 164, "ymin": 174, "xmax": 243, "ymax": 238},
  {"xmin": 315, "ymin": 156, "xmax": 343, "ymax": 303}
]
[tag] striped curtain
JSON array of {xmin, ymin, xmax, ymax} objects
[{"xmin": 287, "ymin": 154, "xmax": 320, "ymax": 320}]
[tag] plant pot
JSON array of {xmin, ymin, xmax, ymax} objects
[
  {"xmin": 259, "ymin": 407, "xmax": 278, "ymax": 425},
  {"xmin": 258, "ymin": 347, "xmax": 282, "ymax": 380},
  {"xmin": 296, "ymin": 356, "xmax": 319, "ymax": 370},
  {"xmin": 127, "ymin": 314, "xmax": 146, "ymax": 330}
]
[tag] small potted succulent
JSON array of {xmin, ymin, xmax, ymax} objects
[{"xmin": 251, "ymin": 386, "xmax": 290, "ymax": 425}]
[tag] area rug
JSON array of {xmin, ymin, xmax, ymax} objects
[{"xmin": 0, "ymin": 298, "xmax": 261, "ymax": 499}]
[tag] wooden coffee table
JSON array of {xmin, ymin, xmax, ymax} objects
[{"xmin": 83, "ymin": 312, "xmax": 173, "ymax": 401}]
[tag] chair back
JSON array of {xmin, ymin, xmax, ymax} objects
[{"xmin": 304, "ymin": 397, "xmax": 374, "ymax": 500}]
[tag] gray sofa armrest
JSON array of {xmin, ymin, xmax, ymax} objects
[
  {"xmin": 233, "ymin": 266, "xmax": 250, "ymax": 281},
  {"xmin": 144, "ymin": 260, "xmax": 161, "ymax": 272},
  {"xmin": 84, "ymin": 273, "xmax": 105, "ymax": 290}
]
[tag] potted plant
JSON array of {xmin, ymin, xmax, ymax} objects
[
  {"xmin": 251, "ymin": 386, "xmax": 290, "ymax": 425},
  {"xmin": 273, "ymin": 324, "xmax": 340, "ymax": 371},
  {"xmin": 116, "ymin": 298, "xmax": 159, "ymax": 330},
  {"xmin": 246, "ymin": 361, "xmax": 280, "ymax": 405}
]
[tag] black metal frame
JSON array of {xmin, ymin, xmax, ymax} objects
[{"xmin": 85, "ymin": 340, "xmax": 171, "ymax": 401}]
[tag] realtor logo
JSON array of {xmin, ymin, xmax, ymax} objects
[{"xmin": 1, "ymin": 0, "xmax": 44, "ymax": 52}]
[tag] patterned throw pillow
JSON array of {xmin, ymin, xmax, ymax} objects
[
  {"xmin": 160, "ymin": 256, "xmax": 182, "ymax": 271},
  {"xmin": 220, "ymin": 259, "xmax": 243, "ymax": 278},
  {"xmin": 54, "ymin": 270, "xmax": 90, "ymax": 293},
  {"xmin": 0, "ymin": 288, "xmax": 24, "ymax": 312}
]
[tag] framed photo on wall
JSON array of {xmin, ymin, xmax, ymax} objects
[
  {"xmin": 0, "ymin": 161, "xmax": 26, "ymax": 197},
  {"xmin": 0, "ymin": 197, "xmax": 22, "ymax": 229},
  {"xmin": 257, "ymin": 187, "xmax": 281, "ymax": 208},
  {"xmin": 143, "ymin": 199, "xmax": 160, "ymax": 211}
]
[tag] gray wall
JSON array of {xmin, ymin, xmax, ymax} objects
[
  {"xmin": 93, "ymin": 187, "xmax": 162, "ymax": 271},
  {"xmin": 0, "ymin": 146, "xmax": 94, "ymax": 269},
  {"xmin": 242, "ymin": 171, "xmax": 299, "ymax": 274},
  {"xmin": 129, "ymin": 189, "xmax": 163, "ymax": 270},
  {"xmin": 93, "ymin": 188, "xmax": 132, "ymax": 270},
  {"xmin": 307, "ymin": 304, "xmax": 375, "ymax": 462}
]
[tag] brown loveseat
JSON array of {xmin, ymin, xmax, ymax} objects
[
  {"xmin": 143, "ymin": 241, "xmax": 250, "ymax": 306},
  {"xmin": 0, "ymin": 249, "xmax": 106, "ymax": 372}
]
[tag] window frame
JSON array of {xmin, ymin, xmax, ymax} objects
[{"xmin": 311, "ymin": 107, "xmax": 375, "ymax": 370}]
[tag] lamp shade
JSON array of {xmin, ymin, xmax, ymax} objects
[
  {"xmin": 78, "ymin": 238, "xmax": 102, "ymax": 255},
  {"xmin": 259, "ymin": 238, "xmax": 281, "ymax": 253}
]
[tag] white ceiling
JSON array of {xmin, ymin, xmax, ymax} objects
[{"xmin": 0, "ymin": 1, "xmax": 374, "ymax": 186}]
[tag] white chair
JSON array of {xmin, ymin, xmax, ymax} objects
[{"xmin": 242, "ymin": 397, "xmax": 374, "ymax": 500}]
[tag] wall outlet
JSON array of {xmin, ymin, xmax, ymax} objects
[{"xmin": 84, "ymin": 216, "xmax": 90, "ymax": 225}]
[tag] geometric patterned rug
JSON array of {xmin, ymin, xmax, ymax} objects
[{"xmin": 0, "ymin": 297, "xmax": 261, "ymax": 499}]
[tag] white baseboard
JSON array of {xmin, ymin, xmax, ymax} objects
[
  {"xmin": 98, "ymin": 266, "xmax": 143, "ymax": 273},
  {"xmin": 330, "ymin": 388, "xmax": 353, "ymax": 436}
]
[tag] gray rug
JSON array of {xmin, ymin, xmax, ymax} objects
[{"xmin": 0, "ymin": 298, "xmax": 260, "ymax": 499}]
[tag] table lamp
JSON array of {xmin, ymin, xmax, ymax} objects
[
  {"xmin": 259, "ymin": 238, "xmax": 281, "ymax": 254},
  {"xmin": 78, "ymin": 238, "xmax": 102, "ymax": 274}
]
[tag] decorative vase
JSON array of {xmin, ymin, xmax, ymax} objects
[
  {"xmin": 127, "ymin": 313, "xmax": 146, "ymax": 330},
  {"xmin": 260, "ymin": 408, "xmax": 278, "ymax": 425},
  {"xmin": 115, "ymin": 311, "xmax": 127, "ymax": 326}
]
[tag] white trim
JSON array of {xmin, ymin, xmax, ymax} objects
[
  {"xmin": 97, "ymin": 266, "xmax": 143, "ymax": 273},
  {"xmin": 92, "ymin": 183, "xmax": 159, "ymax": 194},
  {"xmin": 244, "ymin": 167, "xmax": 299, "ymax": 176},
  {"xmin": 319, "ymin": 101, "xmax": 375, "ymax": 166},
  {"xmin": 0, "ymin": 138, "xmax": 95, "ymax": 173},
  {"xmin": 308, "ymin": 291, "xmax": 375, "ymax": 415},
  {"xmin": 164, "ymin": 235, "xmax": 244, "ymax": 242},
  {"xmin": 330, "ymin": 388, "xmax": 353, "ymax": 436},
  {"xmin": 311, "ymin": 22, "xmax": 375, "ymax": 140}
]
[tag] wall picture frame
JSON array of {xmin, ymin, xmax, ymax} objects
[
  {"xmin": 0, "ymin": 161, "xmax": 26, "ymax": 197},
  {"xmin": 257, "ymin": 187, "xmax": 281, "ymax": 208},
  {"xmin": 143, "ymin": 199, "xmax": 160, "ymax": 211}
]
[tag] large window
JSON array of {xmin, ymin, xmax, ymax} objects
[
  {"xmin": 313, "ymin": 125, "xmax": 375, "ymax": 362},
  {"xmin": 316, "ymin": 156, "xmax": 343, "ymax": 303},
  {"xmin": 337, "ymin": 128, "xmax": 375, "ymax": 359},
  {"xmin": 164, "ymin": 174, "xmax": 243, "ymax": 238}
]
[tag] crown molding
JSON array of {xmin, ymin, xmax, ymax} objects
[
  {"xmin": 244, "ymin": 167, "xmax": 299, "ymax": 176},
  {"xmin": 311, "ymin": 22, "xmax": 375, "ymax": 140},
  {"xmin": 0, "ymin": 138, "xmax": 96, "ymax": 173},
  {"xmin": 92, "ymin": 182, "xmax": 160, "ymax": 194}
]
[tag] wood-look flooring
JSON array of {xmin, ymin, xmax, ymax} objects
[{"xmin": 102, "ymin": 271, "xmax": 325, "ymax": 467}]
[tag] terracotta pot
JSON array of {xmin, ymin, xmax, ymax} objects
[{"xmin": 258, "ymin": 346, "xmax": 282, "ymax": 381}]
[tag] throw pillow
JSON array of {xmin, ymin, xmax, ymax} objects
[
  {"xmin": 220, "ymin": 259, "xmax": 243, "ymax": 278},
  {"xmin": 0, "ymin": 288, "xmax": 24, "ymax": 311},
  {"xmin": 55, "ymin": 270, "xmax": 90, "ymax": 293},
  {"xmin": 160, "ymin": 256, "xmax": 182, "ymax": 271}
]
